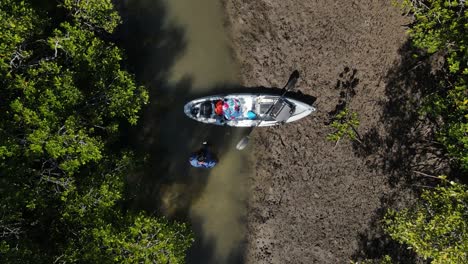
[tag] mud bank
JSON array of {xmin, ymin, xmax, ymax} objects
[{"xmin": 222, "ymin": 0, "xmax": 420, "ymax": 263}]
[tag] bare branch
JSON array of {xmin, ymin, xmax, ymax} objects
[{"xmin": 413, "ymin": 170, "xmax": 444, "ymax": 180}]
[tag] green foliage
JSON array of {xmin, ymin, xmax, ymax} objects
[
  {"xmin": 384, "ymin": 181, "xmax": 468, "ymax": 264},
  {"xmin": 0, "ymin": 0, "xmax": 39, "ymax": 74},
  {"xmin": 402, "ymin": 0, "xmax": 467, "ymax": 75},
  {"xmin": 61, "ymin": 0, "xmax": 121, "ymax": 33},
  {"xmin": 327, "ymin": 108, "xmax": 361, "ymax": 143},
  {"xmin": 58, "ymin": 155, "xmax": 194, "ymax": 263},
  {"xmin": 402, "ymin": 0, "xmax": 468, "ymax": 171},
  {"xmin": 0, "ymin": 1, "xmax": 192, "ymax": 263},
  {"xmin": 0, "ymin": 2, "xmax": 148, "ymax": 174},
  {"xmin": 71, "ymin": 213, "xmax": 193, "ymax": 264}
]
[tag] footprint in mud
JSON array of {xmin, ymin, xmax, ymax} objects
[
  {"xmin": 336, "ymin": 66, "xmax": 359, "ymax": 99},
  {"xmin": 326, "ymin": 67, "xmax": 360, "ymax": 124}
]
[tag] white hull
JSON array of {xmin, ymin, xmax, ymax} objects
[{"xmin": 184, "ymin": 93, "xmax": 316, "ymax": 127}]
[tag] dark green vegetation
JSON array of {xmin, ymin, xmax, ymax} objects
[
  {"xmin": 380, "ymin": 1, "xmax": 467, "ymax": 263},
  {"xmin": 0, "ymin": 0, "xmax": 193, "ymax": 263}
]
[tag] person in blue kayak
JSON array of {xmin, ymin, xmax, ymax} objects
[{"xmin": 189, "ymin": 142, "xmax": 218, "ymax": 168}]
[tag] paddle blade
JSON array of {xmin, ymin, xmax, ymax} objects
[
  {"xmin": 236, "ymin": 136, "xmax": 250, "ymax": 150},
  {"xmin": 284, "ymin": 70, "xmax": 300, "ymax": 91}
]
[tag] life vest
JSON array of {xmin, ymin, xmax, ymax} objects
[
  {"xmin": 215, "ymin": 100, "xmax": 224, "ymax": 115},
  {"xmin": 189, "ymin": 151, "xmax": 217, "ymax": 168}
]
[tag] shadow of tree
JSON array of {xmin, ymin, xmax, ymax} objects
[
  {"xmin": 116, "ymin": 0, "xmax": 187, "ymax": 89},
  {"xmin": 349, "ymin": 40, "xmax": 456, "ymax": 263},
  {"xmin": 354, "ymin": 41, "xmax": 451, "ymax": 187}
]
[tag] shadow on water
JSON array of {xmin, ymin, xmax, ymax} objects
[{"xmin": 116, "ymin": 0, "xmax": 186, "ymax": 88}]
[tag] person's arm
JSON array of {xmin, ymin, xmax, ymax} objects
[
  {"xmin": 204, "ymin": 160, "xmax": 217, "ymax": 168},
  {"xmin": 215, "ymin": 115, "xmax": 226, "ymax": 125}
]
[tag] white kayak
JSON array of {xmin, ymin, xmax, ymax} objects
[{"xmin": 184, "ymin": 93, "xmax": 316, "ymax": 127}]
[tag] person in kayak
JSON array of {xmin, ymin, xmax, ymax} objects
[
  {"xmin": 189, "ymin": 142, "xmax": 218, "ymax": 168},
  {"xmin": 213, "ymin": 100, "xmax": 225, "ymax": 125},
  {"xmin": 214, "ymin": 98, "xmax": 242, "ymax": 122}
]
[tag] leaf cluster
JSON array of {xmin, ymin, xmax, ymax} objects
[
  {"xmin": 327, "ymin": 108, "xmax": 361, "ymax": 143},
  {"xmin": 384, "ymin": 181, "xmax": 468, "ymax": 264},
  {"xmin": 403, "ymin": 0, "xmax": 468, "ymax": 171},
  {"xmin": 0, "ymin": 1, "xmax": 192, "ymax": 263}
]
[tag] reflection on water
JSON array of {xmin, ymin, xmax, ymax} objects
[{"xmin": 119, "ymin": 0, "xmax": 247, "ymax": 263}]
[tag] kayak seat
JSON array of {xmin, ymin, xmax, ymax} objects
[{"xmin": 200, "ymin": 101, "xmax": 213, "ymax": 118}]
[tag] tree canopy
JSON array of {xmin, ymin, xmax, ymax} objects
[
  {"xmin": 384, "ymin": 180, "xmax": 468, "ymax": 264},
  {"xmin": 378, "ymin": 2, "xmax": 468, "ymax": 263},
  {"xmin": 403, "ymin": 0, "xmax": 468, "ymax": 171},
  {"xmin": 0, "ymin": 1, "xmax": 193, "ymax": 263}
]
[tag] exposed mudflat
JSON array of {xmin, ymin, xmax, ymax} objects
[{"xmin": 222, "ymin": 1, "xmax": 441, "ymax": 263}]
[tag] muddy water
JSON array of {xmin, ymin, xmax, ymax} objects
[
  {"xmin": 164, "ymin": 1, "xmax": 248, "ymax": 262},
  {"xmin": 119, "ymin": 0, "xmax": 248, "ymax": 263},
  {"xmin": 166, "ymin": 0, "xmax": 238, "ymax": 90}
]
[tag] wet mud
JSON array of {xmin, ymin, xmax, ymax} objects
[{"xmin": 222, "ymin": 0, "xmax": 434, "ymax": 263}]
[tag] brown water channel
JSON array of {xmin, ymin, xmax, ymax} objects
[{"xmin": 118, "ymin": 0, "xmax": 249, "ymax": 263}]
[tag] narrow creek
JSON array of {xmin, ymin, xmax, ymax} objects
[{"xmin": 118, "ymin": 0, "xmax": 249, "ymax": 263}]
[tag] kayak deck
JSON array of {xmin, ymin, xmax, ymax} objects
[{"xmin": 184, "ymin": 94, "xmax": 315, "ymax": 127}]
